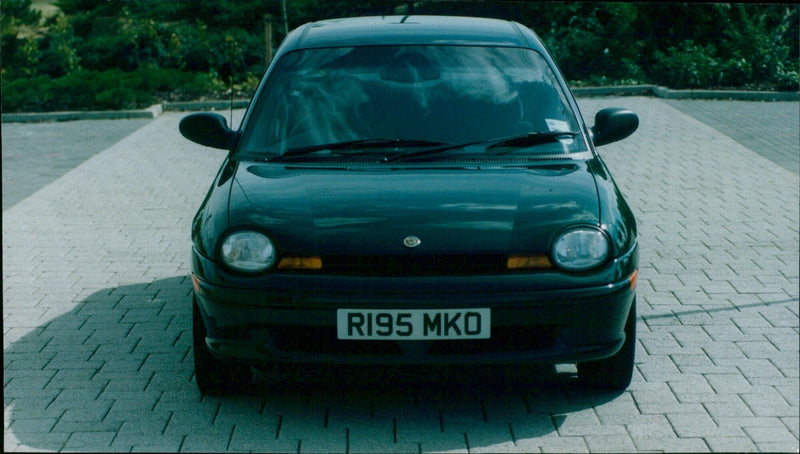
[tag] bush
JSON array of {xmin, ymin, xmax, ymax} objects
[
  {"xmin": 651, "ymin": 37, "xmax": 799, "ymax": 91},
  {"xmin": 1, "ymin": 75, "xmax": 54, "ymax": 112},
  {"xmin": 1, "ymin": 67, "xmax": 224, "ymax": 112},
  {"xmin": 652, "ymin": 40, "xmax": 723, "ymax": 88},
  {"xmin": 2, "ymin": 1, "xmax": 797, "ymax": 113},
  {"xmin": 537, "ymin": 3, "xmax": 644, "ymax": 84}
]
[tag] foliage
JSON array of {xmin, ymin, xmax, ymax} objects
[
  {"xmin": 1, "ymin": 0, "xmax": 41, "ymax": 28},
  {"xmin": 36, "ymin": 15, "xmax": 81, "ymax": 77},
  {"xmin": 2, "ymin": 66, "xmax": 223, "ymax": 112},
  {"xmin": 1, "ymin": 0, "xmax": 43, "ymax": 78},
  {"xmin": 1, "ymin": 1, "xmax": 797, "ymax": 112},
  {"xmin": 647, "ymin": 4, "xmax": 799, "ymax": 90},
  {"xmin": 651, "ymin": 40, "xmax": 723, "ymax": 89}
]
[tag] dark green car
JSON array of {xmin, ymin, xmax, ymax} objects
[{"xmin": 180, "ymin": 15, "xmax": 640, "ymax": 395}]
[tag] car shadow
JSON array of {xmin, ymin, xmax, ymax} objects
[{"xmin": 4, "ymin": 276, "xmax": 624, "ymax": 452}]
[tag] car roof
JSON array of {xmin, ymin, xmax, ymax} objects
[{"xmin": 281, "ymin": 15, "xmax": 544, "ymax": 52}]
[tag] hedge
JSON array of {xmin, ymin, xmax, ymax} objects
[{"xmin": 2, "ymin": 67, "xmax": 225, "ymax": 112}]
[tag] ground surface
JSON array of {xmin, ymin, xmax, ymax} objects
[{"xmin": 3, "ymin": 97, "xmax": 798, "ymax": 452}]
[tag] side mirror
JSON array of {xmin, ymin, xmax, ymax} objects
[
  {"xmin": 179, "ymin": 112, "xmax": 237, "ymax": 150},
  {"xmin": 590, "ymin": 108, "xmax": 638, "ymax": 147}
]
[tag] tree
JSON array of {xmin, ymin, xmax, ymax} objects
[
  {"xmin": 1, "ymin": 0, "xmax": 41, "ymax": 28},
  {"xmin": 1, "ymin": 0, "xmax": 43, "ymax": 78}
]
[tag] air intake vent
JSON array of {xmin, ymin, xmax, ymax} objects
[{"xmin": 281, "ymin": 254, "xmax": 511, "ymax": 276}]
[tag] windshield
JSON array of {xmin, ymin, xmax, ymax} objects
[{"xmin": 240, "ymin": 45, "xmax": 585, "ymax": 158}]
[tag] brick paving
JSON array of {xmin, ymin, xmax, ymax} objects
[
  {"xmin": 661, "ymin": 99, "xmax": 799, "ymax": 175},
  {"xmin": 1, "ymin": 119, "xmax": 152, "ymax": 210},
  {"xmin": 3, "ymin": 98, "xmax": 799, "ymax": 452}
]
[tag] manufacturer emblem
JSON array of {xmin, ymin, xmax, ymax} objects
[{"xmin": 403, "ymin": 236, "xmax": 421, "ymax": 248}]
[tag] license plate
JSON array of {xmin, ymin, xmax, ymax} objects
[{"xmin": 337, "ymin": 309, "xmax": 490, "ymax": 340}]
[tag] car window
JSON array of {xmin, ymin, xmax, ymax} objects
[{"xmin": 240, "ymin": 45, "xmax": 584, "ymax": 158}]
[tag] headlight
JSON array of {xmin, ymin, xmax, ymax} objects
[
  {"xmin": 552, "ymin": 227, "xmax": 610, "ymax": 271},
  {"xmin": 220, "ymin": 231, "xmax": 276, "ymax": 272}
]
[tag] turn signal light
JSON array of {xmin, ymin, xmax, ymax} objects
[
  {"xmin": 278, "ymin": 256, "xmax": 323, "ymax": 270},
  {"xmin": 629, "ymin": 269, "xmax": 638, "ymax": 289},
  {"xmin": 507, "ymin": 254, "xmax": 552, "ymax": 270}
]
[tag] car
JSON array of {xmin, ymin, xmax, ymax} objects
[{"xmin": 179, "ymin": 15, "xmax": 639, "ymax": 395}]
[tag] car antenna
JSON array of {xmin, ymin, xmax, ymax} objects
[
  {"xmin": 229, "ymin": 36, "xmax": 236, "ymax": 129},
  {"xmin": 219, "ymin": 35, "xmax": 236, "ymax": 130}
]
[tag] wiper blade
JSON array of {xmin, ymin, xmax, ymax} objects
[
  {"xmin": 272, "ymin": 138, "xmax": 449, "ymax": 161},
  {"xmin": 383, "ymin": 131, "xmax": 579, "ymax": 162},
  {"xmin": 382, "ymin": 139, "xmax": 485, "ymax": 162},
  {"xmin": 485, "ymin": 131, "xmax": 578, "ymax": 153}
]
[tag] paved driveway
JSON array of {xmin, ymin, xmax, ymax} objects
[
  {"xmin": 1, "ymin": 119, "xmax": 152, "ymax": 211},
  {"xmin": 3, "ymin": 98, "xmax": 798, "ymax": 452}
]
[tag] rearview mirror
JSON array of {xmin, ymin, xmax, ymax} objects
[
  {"xmin": 590, "ymin": 108, "xmax": 639, "ymax": 147},
  {"xmin": 179, "ymin": 112, "xmax": 238, "ymax": 150}
]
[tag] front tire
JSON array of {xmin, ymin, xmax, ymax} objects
[
  {"xmin": 577, "ymin": 298, "xmax": 636, "ymax": 390},
  {"xmin": 192, "ymin": 297, "xmax": 253, "ymax": 395}
]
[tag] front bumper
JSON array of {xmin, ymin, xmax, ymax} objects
[{"xmin": 192, "ymin": 244, "xmax": 637, "ymax": 367}]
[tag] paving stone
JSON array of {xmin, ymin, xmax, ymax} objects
[
  {"xmin": 704, "ymin": 373, "xmax": 757, "ymax": 394},
  {"xmin": 418, "ymin": 434, "xmax": 469, "ymax": 454},
  {"xmin": 755, "ymin": 441, "xmax": 800, "ymax": 451},
  {"xmin": 114, "ymin": 435, "xmax": 186, "ymax": 453},
  {"xmin": 783, "ymin": 416, "xmax": 800, "ymax": 439},
  {"xmin": 742, "ymin": 425, "xmax": 798, "ymax": 445},
  {"xmin": 349, "ymin": 425, "xmax": 418, "ymax": 454},
  {"xmin": 629, "ymin": 382, "xmax": 678, "ymax": 406},
  {"xmin": 180, "ymin": 429, "xmax": 237, "ymax": 453},
  {"xmin": 637, "ymin": 402, "xmax": 708, "ymax": 416},
  {"xmin": 63, "ymin": 431, "xmax": 117, "ymax": 450},
  {"xmin": 703, "ymin": 436, "xmax": 757, "ymax": 452},
  {"xmin": 740, "ymin": 388, "xmax": 798, "ymax": 418},
  {"xmin": 667, "ymin": 377, "xmax": 716, "ymax": 399},
  {"xmin": 667, "ymin": 412, "xmax": 744, "ymax": 438},
  {"xmin": 591, "ymin": 433, "xmax": 650, "ymax": 453},
  {"xmin": 4, "ymin": 431, "xmax": 68, "ymax": 452},
  {"xmin": 640, "ymin": 438, "xmax": 711, "ymax": 453},
  {"xmin": 51, "ymin": 418, "xmax": 123, "ymax": 435},
  {"xmin": 228, "ymin": 418, "xmax": 293, "ymax": 452},
  {"xmin": 554, "ymin": 410, "xmax": 627, "ymax": 437},
  {"xmin": 515, "ymin": 436, "xmax": 589, "ymax": 453},
  {"xmin": 8, "ymin": 417, "xmax": 59, "ymax": 434},
  {"xmin": 3, "ymin": 99, "xmax": 798, "ymax": 452},
  {"xmin": 462, "ymin": 422, "xmax": 518, "ymax": 453}
]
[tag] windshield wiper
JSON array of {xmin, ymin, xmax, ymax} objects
[
  {"xmin": 486, "ymin": 131, "xmax": 578, "ymax": 154},
  {"xmin": 270, "ymin": 138, "xmax": 449, "ymax": 161},
  {"xmin": 383, "ymin": 131, "xmax": 579, "ymax": 162}
]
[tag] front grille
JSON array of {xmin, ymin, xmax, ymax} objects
[
  {"xmin": 310, "ymin": 254, "xmax": 509, "ymax": 276},
  {"xmin": 429, "ymin": 326, "xmax": 557, "ymax": 355},
  {"xmin": 271, "ymin": 325, "xmax": 557, "ymax": 358}
]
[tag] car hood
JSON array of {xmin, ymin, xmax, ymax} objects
[{"xmin": 228, "ymin": 162, "xmax": 600, "ymax": 255}]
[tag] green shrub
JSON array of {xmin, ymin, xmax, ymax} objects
[
  {"xmin": 651, "ymin": 35, "xmax": 799, "ymax": 90},
  {"xmin": 3, "ymin": 1, "xmax": 797, "ymax": 113},
  {"xmin": 1, "ymin": 67, "xmax": 224, "ymax": 112},
  {"xmin": 35, "ymin": 15, "xmax": 81, "ymax": 78},
  {"xmin": 652, "ymin": 40, "xmax": 723, "ymax": 88},
  {"xmin": 1, "ymin": 75, "xmax": 53, "ymax": 111}
]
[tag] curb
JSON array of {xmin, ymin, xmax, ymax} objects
[
  {"xmin": 2, "ymin": 86, "xmax": 797, "ymax": 123},
  {"xmin": 0, "ymin": 100, "xmax": 247, "ymax": 124},
  {"xmin": 162, "ymin": 99, "xmax": 250, "ymax": 111},
  {"xmin": 2, "ymin": 104, "xmax": 163, "ymax": 123},
  {"xmin": 571, "ymin": 85, "xmax": 800, "ymax": 101}
]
